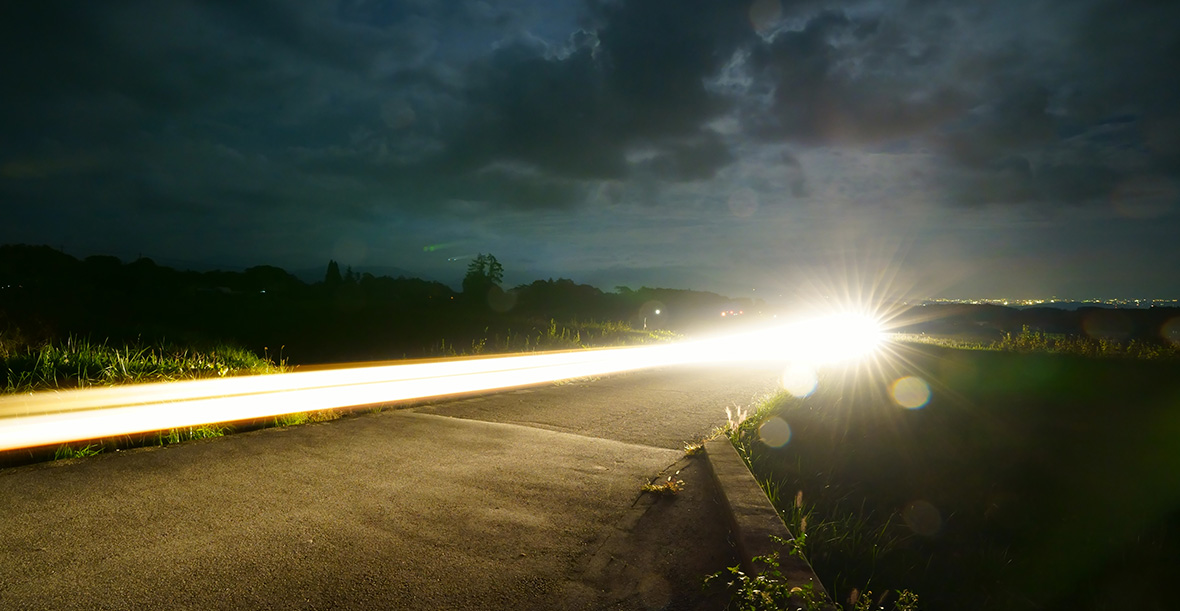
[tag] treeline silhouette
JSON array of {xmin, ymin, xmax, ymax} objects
[{"xmin": 0, "ymin": 245, "xmax": 757, "ymax": 364}]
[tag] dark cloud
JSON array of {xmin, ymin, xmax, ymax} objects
[
  {"xmin": 454, "ymin": 41, "xmax": 625, "ymax": 180},
  {"xmin": 2, "ymin": 0, "xmax": 1178, "ymax": 295},
  {"xmin": 719, "ymin": 0, "xmax": 1180, "ymax": 210},
  {"xmin": 443, "ymin": 0, "xmax": 758, "ymax": 185},
  {"xmin": 3, "ymin": 0, "xmax": 760, "ymax": 215},
  {"xmin": 742, "ymin": 8, "xmax": 967, "ymax": 145},
  {"xmin": 592, "ymin": 0, "xmax": 752, "ymax": 138},
  {"xmin": 5, "ymin": 0, "xmax": 1177, "ymax": 212},
  {"xmin": 910, "ymin": 2, "xmax": 1175, "ymax": 206}
]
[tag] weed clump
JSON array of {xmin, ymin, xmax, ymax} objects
[
  {"xmin": 274, "ymin": 410, "xmax": 341, "ymax": 427},
  {"xmin": 53, "ymin": 444, "xmax": 103, "ymax": 460},
  {"xmin": 642, "ymin": 474, "xmax": 686, "ymax": 496},
  {"xmin": 705, "ymin": 536, "xmax": 921, "ymax": 611}
]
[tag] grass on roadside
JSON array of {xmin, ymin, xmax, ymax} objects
[
  {"xmin": 705, "ymin": 536, "xmax": 922, "ymax": 611},
  {"xmin": 49, "ymin": 424, "xmax": 232, "ymax": 463},
  {"xmin": 42, "ymin": 411, "xmax": 348, "ymax": 467},
  {"xmin": 1, "ymin": 335, "xmax": 285, "ymax": 393},
  {"xmin": 273, "ymin": 410, "xmax": 343, "ymax": 427}
]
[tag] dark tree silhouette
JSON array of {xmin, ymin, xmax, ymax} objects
[
  {"xmin": 462, "ymin": 253, "xmax": 504, "ymax": 296},
  {"xmin": 324, "ymin": 260, "xmax": 342, "ymax": 288}
]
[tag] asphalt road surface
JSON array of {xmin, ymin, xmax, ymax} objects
[{"xmin": 1, "ymin": 363, "xmax": 783, "ymax": 610}]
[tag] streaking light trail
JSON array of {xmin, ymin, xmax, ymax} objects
[{"xmin": 0, "ymin": 313, "xmax": 889, "ymax": 452}]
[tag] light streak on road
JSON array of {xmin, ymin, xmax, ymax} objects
[{"xmin": 0, "ymin": 314, "xmax": 888, "ymax": 452}]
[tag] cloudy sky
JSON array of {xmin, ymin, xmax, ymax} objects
[{"xmin": 2, "ymin": 0, "xmax": 1178, "ymax": 300}]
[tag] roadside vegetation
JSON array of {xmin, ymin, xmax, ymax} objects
[
  {"xmin": 31, "ymin": 416, "xmax": 336, "ymax": 468},
  {"xmin": 1, "ymin": 334, "xmax": 285, "ymax": 393},
  {"xmin": 706, "ymin": 537, "xmax": 920, "ymax": 611},
  {"xmin": 723, "ymin": 340, "xmax": 1180, "ymax": 611}
]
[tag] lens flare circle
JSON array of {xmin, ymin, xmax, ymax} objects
[
  {"xmin": 1161, "ymin": 317, "xmax": 1180, "ymax": 346},
  {"xmin": 758, "ymin": 417, "xmax": 792, "ymax": 448},
  {"xmin": 891, "ymin": 376, "xmax": 931, "ymax": 409}
]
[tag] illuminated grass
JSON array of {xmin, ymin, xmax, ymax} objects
[
  {"xmin": 39, "ymin": 417, "xmax": 338, "ymax": 465},
  {"xmin": 1, "ymin": 335, "xmax": 286, "ymax": 394},
  {"xmin": 706, "ymin": 537, "xmax": 923, "ymax": 611},
  {"xmin": 158, "ymin": 424, "xmax": 228, "ymax": 445},
  {"xmin": 53, "ymin": 443, "xmax": 102, "ymax": 460},
  {"xmin": 0, "ymin": 336, "xmax": 290, "ymax": 465},
  {"xmin": 274, "ymin": 410, "xmax": 341, "ymax": 427},
  {"xmin": 642, "ymin": 473, "xmax": 686, "ymax": 496}
]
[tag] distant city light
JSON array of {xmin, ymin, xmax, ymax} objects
[{"xmin": 911, "ymin": 297, "xmax": 1180, "ymax": 308}]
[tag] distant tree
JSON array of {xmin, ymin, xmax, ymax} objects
[
  {"xmin": 462, "ymin": 253, "xmax": 504, "ymax": 296},
  {"xmin": 324, "ymin": 260, "xmax": 342, "ymax": 288}
]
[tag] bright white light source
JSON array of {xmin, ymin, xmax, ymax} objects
[
  {"xmin": 699, "ymin": 310, "xmax": 886, "ymax": 366},
  {"xmin": 796, "ymin": 312, "xmax": 886, "ymax": 364}
]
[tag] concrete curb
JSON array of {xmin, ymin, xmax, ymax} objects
[{"xmin": 704, "ymin": 437, "xmax": 831, "ymax": 603}]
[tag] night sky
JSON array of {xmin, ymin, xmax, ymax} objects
[{"xmin": 2, "ymin": 0, "xmax": 1178, "ymax": 300}]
